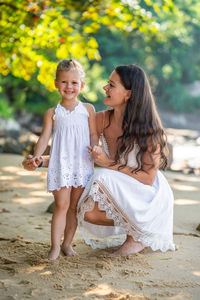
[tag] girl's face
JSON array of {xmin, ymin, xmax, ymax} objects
[
  {"xmin": 55, "ymin": 70, "xmax": 84, "ymax": 102},
  {"xmin": 103, "ymin": 70, "xmax": 131, "ymax": 108}
]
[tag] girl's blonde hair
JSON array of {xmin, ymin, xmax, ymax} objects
[{"xmin": 56, "ymin": 59, "xmax": 85, "ymax": 80}]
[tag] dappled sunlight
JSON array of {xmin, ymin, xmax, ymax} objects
[
  {"xmin": 8, "ymin": 182, "xmax": 45, "ymax": 189},
  {"xmin": 40, "ymin": 271, "xmax": 52, "ymax": 276},
  {"xmin": 173, "ymin": 174, "xmax": 200, "ymax": 183},
  {"xmin": 0, "ymin": 175, "xmax": 19, "ymax": 180},
  {"xmin": 12, "ymin": 197, "xmax": 46, "ymax": 205},
  {"xmin": 2, "ymin": 166, "xmax": 43, "ymax": 177},
  {"xmin": 174, "ymin": 199, "xmax": 199, "ymax": 205},
  {"xmin": 83, "ymin": 284, "xmax": 143, "ymax": 298},
  {"xmin": 3, "ymin": 166, "xmax": 23, "ymax": 173},
  {"xmin": 171, "ymin": 183, "xmax": 199, "ymax": 191},
  {"xmin": 30, "ymin": 191, "xmax": 52, "ymax": 198},
  {"xmin": 170, "ymin": 292, "xmax": 193, "ymax": 300},
  {"xmin": 192, "ymin": 271, "xmax": 200, "ymax": 277},
  {"xmin": 84, "ymin": 283, "xmax": 113, "ymax": 296},
  {"xmin": 16, "ymin": 170, "xmax": 42, "ymax": 177},
  {"xmin": 26, "ymin": 265, "xmax": 46, "ymax": 274}
]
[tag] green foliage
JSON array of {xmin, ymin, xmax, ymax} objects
[
  {"xmin": 0, "ymin": 0, "xmax": 172, "ymax": 89},
  {"xmin": 0, "ymin": 62, "xmax": 107, "ymax": 116},
  {"xmin": 0, "ymin": 97, "xmax": 13, "ymax": 118},
  {"xmin": 0, "ymin": 0, "xmax": 200, "ymax": 117},
  {"xmin": 165, "ymin": 84, "xmax": 193, "ymax": 112}
]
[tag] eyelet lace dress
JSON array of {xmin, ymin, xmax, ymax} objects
[
  {"xmin": 47, "ymin": 102, "xmax": 94, "ymax": 192},
  {"xmin": 77, "ymin": 133, "xmax": 175, "ymax": 252}
]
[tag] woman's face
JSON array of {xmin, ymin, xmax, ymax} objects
[{"xmin": 103, "ymin": 70, "xmax": 131, "ymax": 107}]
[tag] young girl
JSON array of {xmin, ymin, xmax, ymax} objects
[{"xmin": 31, "ymin": 59, "xmax": 98, "ymax": 260}]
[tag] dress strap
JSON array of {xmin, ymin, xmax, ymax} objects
[
  {"xmin": 100, "ymin": 111, "xmax": 105, "ymax": 135},
  {"xmin": 52, "ymin": 103, "xmax": 59, "ymax": 120}
]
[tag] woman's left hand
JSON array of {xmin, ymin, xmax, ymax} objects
[{"xmin": 22, "ymin": 155, "xmax": 38, "ymax": 171}]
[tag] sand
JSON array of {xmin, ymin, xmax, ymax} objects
[{"xmin": 0, "ymin": 154, "xmax": 200, "ymax": 300}]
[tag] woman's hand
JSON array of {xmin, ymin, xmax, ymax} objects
[
  {"xmin": 88, "ymin": 145, "xmax": 112, "ymax": 167},
  {"xmin": 22, "ymin": 155, "xmax": 40, "ymax": 171}
]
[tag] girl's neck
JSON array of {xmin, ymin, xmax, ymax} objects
[{"xmin": 61, "ymin": 99, "xmax": 78, "ymax": 107}]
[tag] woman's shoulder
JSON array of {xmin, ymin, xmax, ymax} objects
[
  {"xmin": 96, "ymin": 110, "xmax": 104, "ymax": 119},
  {"xmin": 96, "ymin": 110, "xmax": 112, "ymax": 125},
  {"xmin": 96, "ymin": 110, "xmax": 112, "ymax": 136},
  {"xmin": 82, "ymin": 102, "xmax": 95, "ymax": 114},
  {"xmin": 96, "ymin": 110, "xmax": 110, "ymax": 121}
]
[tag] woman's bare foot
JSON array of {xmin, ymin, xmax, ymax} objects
[
  {"xmin": 61, "ymin": 244, "xmax": 78, "ymax": 256},
  {"xmin": 113, "ymin": 235, "xmax": 144, "ymax": 256},
  {"xmin": 48, "ymin": 247, "xmax": 60, "ymax": 260}
]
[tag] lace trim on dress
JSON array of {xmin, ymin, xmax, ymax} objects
[
  {"xmin": 53, "ymin": 104, "xmax": 59, "ymax": 121},
  {"xmin": 48, "ymin": 168, "xmax": 93, "ymax": 191},
  {"xmin": 78, "ymin": 180, "xmax": 175, "ymax": 252}
]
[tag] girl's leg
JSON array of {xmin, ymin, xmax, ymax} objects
[
  {"xmin": 49, "ymin": 187, "xmax": 71, "ymax": 260},
  {"xmin": 84, "ymin": 203, "xmax": 144, "ymax": 255},
  {"xmin": 62, "ymin": 186, "xmax": 84, "ymax": 255}
]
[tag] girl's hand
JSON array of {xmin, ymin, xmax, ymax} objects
[
  {"xmin": 87, "ymin": 145, "xmax": 103, "ymax": 159},
  {"xmin": 22, "ymin": 155, "xmax": 42, "ymax": 170},
  {"xmin": 87, "ymin": 145, "xmax": 102, "ymax": 158},
  {"xmin": 86, "ymin": 146, "xmax": 93, "ymax": 154},
  {"xmin": 92, "ymin": 145, "xmax": 103, "ymax": 159},
  {"xmin": 92, "ymin": 146, "xmax": 112, "ymax": 167},
  {"xmin": 22, "ymin": 155, "xmax": 37, "ymax": 170}
]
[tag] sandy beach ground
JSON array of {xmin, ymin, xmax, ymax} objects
[{"xmin": 0, "ymin": 154, "xmax": 200, "ymax": 300}]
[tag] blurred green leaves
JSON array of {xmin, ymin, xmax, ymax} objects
[
  {"xmin": 0, "ymin": 0, "xmax": 200, "ymax": 117},
  {"xmin": 0, "ymin": 0, "xmax": 176, "ymax": 89}
]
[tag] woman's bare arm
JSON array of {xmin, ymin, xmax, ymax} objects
[{"xmin": 92, "ymin": 145, "xmax": 160, "ymax": 186}]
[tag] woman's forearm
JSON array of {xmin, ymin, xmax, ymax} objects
[
  {"xmin": 106, "ymin": 162, "xmax": 157, "ymax": 185},
  {"xmin": 92, "ymin": 146, "xmax": 158, "ymax": 185}
]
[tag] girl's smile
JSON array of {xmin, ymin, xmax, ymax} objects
[{"xmin": 55, "ymin": 70, "xmax": 84, "ymax": 102}]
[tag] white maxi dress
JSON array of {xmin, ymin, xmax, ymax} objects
[{"xmin": 77, "ymin": 134, "xmax": 175, "ymax": 252}]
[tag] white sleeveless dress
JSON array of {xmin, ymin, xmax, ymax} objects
[
  {"xmin": 77, "ymin": 134, "xmax": 175, "ymax": 252},
  {"xmin": 47, "ymin": 102, "xmax": 94, "ymax": 192}
]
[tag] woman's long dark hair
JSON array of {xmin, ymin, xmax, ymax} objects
[{"xmin": 110, "ymin": 64, "xmax": 168, "ymax": 172}]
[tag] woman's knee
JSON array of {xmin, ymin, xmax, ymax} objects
[{"xmin": 83, "ymin": 202, "xmax": 102, "ymax": 224}]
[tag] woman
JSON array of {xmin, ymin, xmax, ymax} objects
[{"xmin": 23, "ymin": 64, "xmax": 175, "ymax": 255}]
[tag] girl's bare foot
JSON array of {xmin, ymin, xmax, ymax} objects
[
  {"xmin": 61, "ymin": 244, "xmax": 78, "ymax": 256},
  {"xmin": 113, "ymin": 236, "xmax": 144, "ymax": 256},
  {"xmin": 48, "ymin": 247, "xmax": 60, "ymax": 260}
]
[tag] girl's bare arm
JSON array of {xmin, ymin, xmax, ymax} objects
[
  {"xmin": 33, "ymin": 108, "xmax": 54, "ymax": 158},
  {"xmin": 84, "ymin": 103, "xmax": 99, "ymax": 148}
]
